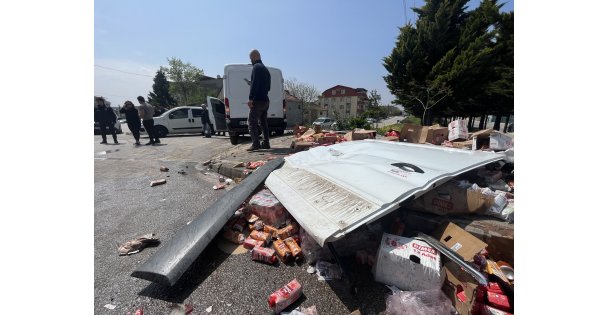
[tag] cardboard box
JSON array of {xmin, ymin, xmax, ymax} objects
[
  {"xmin": 448, "ymin": 119, "xmax": 469, "ymax": 141},
  {"xmin": 400, "ymin": 124, "xmax": 448, "ymax": 144},
  {"xmin": 373, "ymin": 233, "xmax": 442, "ymax": 291},
  {"xmin": 352, "ymin": 129, "xmax": 376, "ymax": 140},
  {"xmin": 489, "ymin": 132, "xmax": 513, "ymax": 151},
  {"xmin": 442, "ymin": 261, "xmax": 480, "ymax": 315},
  {"xmin": 451, "ymin": 140, "xmax": 474, "ymax": 150},
  {"xmin": 408, "ymin": 181, "xmax": 495, "ymax": 216},
  {"xmin": 432, "ymin": 222, "xmax": 487, "ymax": 261},
  {"xmin": 399, "ymin": 124, "xmax": 425, "ymax": 143},
  {"xmin": 426, "ymin": 126, "xmax": 449, "ymax": 144}
]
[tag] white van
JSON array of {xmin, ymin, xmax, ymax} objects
[{"xmin": 207, "ymin": 64, "xmax": 286, "ymax": 145}]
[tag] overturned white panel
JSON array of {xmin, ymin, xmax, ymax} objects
[{"xmin": 265, "ymin": 140, "xmax": 504, "ymax": 246}]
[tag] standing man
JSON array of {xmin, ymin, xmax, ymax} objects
[
  {"xmin": 137, "ymin": 96, "xmax": 160, "ymax": 145},
  {"xmin": 246, "ymin": 49, "xmax": 271, "ymax": 151},
  {"xmin": 200, "ymin": 103, "xmax": 212, "ymax": 138},
  {"xmin": 94, "ymin": 97, "xmax": 118, "ymax": 144}
]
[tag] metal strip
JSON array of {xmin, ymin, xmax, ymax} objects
[
  {"xmin": 415, "ymin": 232, "xmax": 488, "ymax": 286},
  {"xmin": 131, "ymin": 158, "xmax": 284, "ymax": 286}
]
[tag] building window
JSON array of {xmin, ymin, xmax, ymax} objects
[
  {"xmin": 341, "ymin": 89, "xmax": 345, "ymax": 94},
  {"xmin": 332, "ymin": 90, "xmax": 336, "ymax": 95}
]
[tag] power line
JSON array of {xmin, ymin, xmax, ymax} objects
[{"xmin": 95, "ymin": 64, "xmax": 155, "ymax": 77}]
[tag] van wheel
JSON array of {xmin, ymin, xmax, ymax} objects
[
  {"xmin": 229, "ymin": 133, "xmax": 239, "ymax": 145},
  {"xmin": 155, "ymin": 126, "xmax": 168, "ymax": 138}
]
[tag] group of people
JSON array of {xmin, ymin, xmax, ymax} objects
[
  {"xmin": 95, "ymin": 49, "xmax": 272, "ymax": 151},
  {"xmin": 94, "ymin": 96, "xmax": 160, "ymax": 145}
]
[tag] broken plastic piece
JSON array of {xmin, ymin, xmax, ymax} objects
[
  {"xmin": 118, "ymin": 233, "xmax": 160, "ymax": 256},
  {"xmin": 150, "ymin": 179, "xmax": 167, "ymax": 187}
]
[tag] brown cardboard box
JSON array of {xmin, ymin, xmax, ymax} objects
[
  {"xmin": 452, "ymin": 140, "xmax": 473, "ymax": 149},
  {"xmin": 408, "ymin": 181, "xmax": 494, "ymax": 216},
  {"xmin": 400, "ymin": 124, "xmax": 425, "ymax": 143},
  {"xmin": 432, "ymin": 222, "xmax": 487, "ymax": 261},
  {"xmin": 442, "ymin": 261, "xmax": 480, "ymax": 315},
  {"xmin": 400, "ymin": 124, "xmax": 447, "ymax": 144},
  {"xmin": 426, "ymin": 126, "xmax": 449, "ymax": 144},
  {"xmin": 352, "ymin": 129, "xmax": 376, "ymax": 140}
]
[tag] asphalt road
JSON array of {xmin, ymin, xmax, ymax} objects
[{"xmin": 94, "ymin": 130, "xmax": 389, "ymax": 314}]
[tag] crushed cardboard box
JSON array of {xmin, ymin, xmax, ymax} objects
[
  {"xmin": 432, "ymin": 222, "xmax": 487, "ymax": 261},
  {"xmin": 407, "ymin": 181, "xmax": 495, "ymax": 216},
  {"xmin": 399, "ymin": 124, "xmax": 448, "ymax": 144}
]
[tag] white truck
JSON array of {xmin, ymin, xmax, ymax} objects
[{"xmin": 207, "ymin": 64, "xmax": 286, "ymax": 145}]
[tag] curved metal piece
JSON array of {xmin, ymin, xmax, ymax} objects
[
  {"xmin": 415, "ymin": 232, "xmax": 488, "ymax": 286},
  {"xmin": 391, "ymin": 162, "xmax": 425, "ymax": 174},
  {"xmin": 131, "ymin": 157, "xmax": 285, "ymax": 286}
]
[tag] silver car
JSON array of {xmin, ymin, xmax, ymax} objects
[{"xmin": 312, "ymin": 117, "xmax": 336, "ymax": 130}]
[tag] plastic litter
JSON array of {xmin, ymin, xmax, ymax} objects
[
  {"xmin": 118, "ymin": 233, "xmax": 160, "ymax": 256},
  {"xmin": 104, "ymin": 304, "xmax": 116, "ymax": 310},
  {"xmin": 315, "ymin": 261, "xmax": 342, "ymax": 281},
  {"xmin": 205, "ymin": 305, "xmax": 212, "ymax": 313},
  {"xmin": 385, "ymin": 289, "xmax": 456, "ymax": 315},
  {"xmin": 213, "ymin": 184, "xmax": 226, "ymax": 190},
  {"xmin": 168, "ymin": 304, "xmax": 193, "ymax": 315}
]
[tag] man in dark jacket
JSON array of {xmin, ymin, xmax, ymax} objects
[
  {"xmin": 246, "ymin": 49, "xmax": 271, "ymax": 151},
  {"xmin": 94, "ymin": 99, "xmax": 118, "ymax": 144},
  {"xmin": 201, "ymin": 103, "xmax": 212, "ymax": 138}
]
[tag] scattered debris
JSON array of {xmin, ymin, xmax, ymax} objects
[
  {"xmin": 234, "ymin": 177, "xmax": 243, "ymax": 184},
  {"xmin": 150, "ymin": 179, "xmax": 167, "ymax": 187},
  {"xmin": 219, "ymin": 176, "xmax": 225, "ymax": 182},
  {"xmin": 281, "ymin": 305, "xmax": 319, "ymax": 315},
  {"xmin": 306, "ymin": 266, "xmax": 316, "ymax": 274},
  {"xmin": 233, "ymin": 162, "xmax": 245, "ymax": 168},
  {"xmin": 168, "ymin": 303, "xmax": 193, "ymax": 315},
  {"xmin": 385, "ymin": 289, "xmax": 455, "ymax": 315},
  {"xmin": 118, "ymin": 233, "xmax": 160, "ymax": 256},
  {"xmin": 247, "ymin": 161, "xmax": 266, "ymax": 169},
  {"xmin": 202, "ymin": 160, "xmax": 212, "ymax": 166},
  {"xmin": 205, "ymin": 305, "xmax": 213, "ymax": 313},
  {"xmin": 213, "ymin": 184, "xmax": 226, "ymax": 190},
  {"xmin": 268, "ymin": 279, "xmax": 303, "ymax": 314},
  {"xmin": 160, "ymin": 166, "xmax": 169, "ymax": 172},
  {"xmin": 178, "ymin": 170, "xmax": 186, "ymax": 175},
  {"xmin": 204, "ymin": 172, "xmax": 210, "ymax": 175},
  {"xmin": 225, "ymin": 178, "xmax": 234, "ymax": 185},
  {"xmin": 104, "ymin": 304, "xmax": 116, "ymax": 310},
  {"xmin": 315, "ymin": 261, "xmax": 342, "ymax": 281}
]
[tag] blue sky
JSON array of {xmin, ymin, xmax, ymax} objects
[{"xmin": 95, "ymin": 0, "xmax": 514, "ymax": 108}]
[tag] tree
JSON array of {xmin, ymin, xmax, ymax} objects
[
  {"xmin": 160, "ymin": 57, "xmax": 205, "ymax": 105},
  {"xmin": 383, "ymin": 0, "xmax": 513, "ymax": 128},
  {"xmin": 285, "ymin": 78, "xmax": 320, "ymax": 124},
  {"xmin": 369, "ymin": 89, "xmax": 382, "ymax": 107},
  {"xmin": 147, "ymin": 69, "xmax": 177, "ymax": 108}
]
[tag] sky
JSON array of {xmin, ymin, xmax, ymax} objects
[{"xmin": 95, "ymin": 0, "xmax": 513, "ymax": 108}]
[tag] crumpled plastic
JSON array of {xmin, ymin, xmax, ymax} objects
[
  {"xmin": 118, "ymin": 233, "xmax": 160, "ymax": 256},
  {"xmin": 385, "ymin": 289, "xmax": 456, "ymax": 315}
]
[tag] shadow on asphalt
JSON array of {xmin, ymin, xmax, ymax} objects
[
  {"xmin": 324, "ymin": 256, "xmax": 389, "ymax": 314},
  {"xmin": 136, "ymin": 237, "xmax": 231, "ymax": 303}
]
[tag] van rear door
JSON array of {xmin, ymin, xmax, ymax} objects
[
  {"xmin": 225, "ymin": 65, "xmax": 252, "ymax": 121},
  {"xmin": 266, "ymin": 67, "xmax": 284, "ymax": 121},
  {"xmin": 206, "ymin": 96, "xmax": 227, "ymax": 131}
]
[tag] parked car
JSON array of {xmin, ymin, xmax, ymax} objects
[
  {"xmin": 140, "ymin": 106, "xmax": 210, "ymax": 137},
  {"xmin": 312, "ymin": 117, "xmax": 336, "ymax": 130},
  {"xmin": 366, "ymin": 118, "xmax": 376, "ymax": 124},
  {"xmin": 94, "ymin": 121, "xmax": 122, "ymax": 135}
]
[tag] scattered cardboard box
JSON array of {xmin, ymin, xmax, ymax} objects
[
  {"xmin": 290, "ymin": 141, "xmax": 314, "ymax": 153},
  {"xmin": 399, "ymin": 124, "xmax": 448, "ymax": 144},
  {"xmin": 442, "ymin": 261, "xmax": 479, "ymax": 315},
  {"xmin": 489, "ymin": 132, "xmax": 514, "ymax": 151},
  {"xmin": 373, "ymin": 233, "xmax": 442, "ymax": 291},
  {"xmin": 432, "ymin": 222, "xmax": 487, "ymax": 261},
  {"xmin": 408, "ymin": 181, "xmax": 495, "ymax": 216}
]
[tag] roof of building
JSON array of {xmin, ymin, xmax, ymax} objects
[{"xmin": 321, "ymin": 85, "xmax": 368, "ymax": 98}]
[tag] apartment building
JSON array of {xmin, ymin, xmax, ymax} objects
[{"xmin": 318, "ymin": 85, "xmax": 369, "ymax": 120}]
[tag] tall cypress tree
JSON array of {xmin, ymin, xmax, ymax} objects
[
  {"xmin": 147, "ymin": 69, "xmax": 177, "ymax": 108},
  {"xmin": 383, "ymin": 0, "xmax": 513, "ymax": 126}
]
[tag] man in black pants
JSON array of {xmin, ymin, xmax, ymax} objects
[
  {"xmin": 137, "ymin": 96, "xmax": 160, "ymax": 145},
  {"xmin": 246, "ymin": 49, "xmax": 271, "ymax": 151},
  {"xmin": 94, "ymin": 98, "xmax": 118, "ymax": 144}
]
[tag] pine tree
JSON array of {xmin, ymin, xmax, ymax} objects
[{"xmin": 147, "ymin": 69, "xmax": 177, "ymax": 108}]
